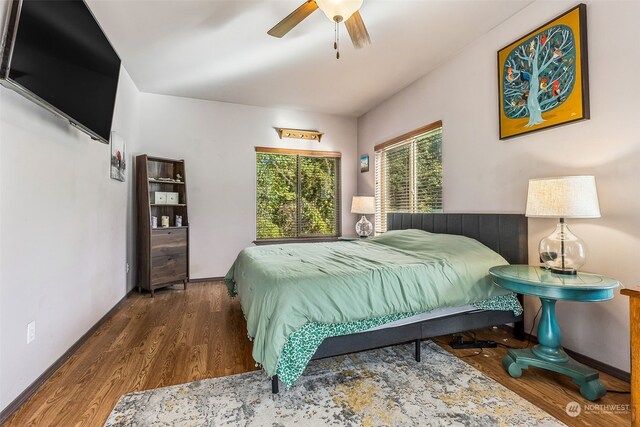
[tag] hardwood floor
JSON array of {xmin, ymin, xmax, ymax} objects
[
  {"xmin": 433, "ymin": 331, "xmax": 631, "ymax": 427},
  {"xmin": 4, "ymin": 281, "xmax": 631, "ymax": 426}
]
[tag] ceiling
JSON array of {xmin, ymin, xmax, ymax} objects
[{"xmin": 87, "ymin": 0, "xmax": 533, "ymax": 117}]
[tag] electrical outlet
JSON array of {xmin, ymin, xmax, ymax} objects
[
  {"xmin": 27, "ymin": 321, "xmax": 35, "ymax": 344},
  {"xmin": 126, "ymin": 263, "xmax": 130, "ymax": 274}
]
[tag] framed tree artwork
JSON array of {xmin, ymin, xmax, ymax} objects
[{"xmin": 497, "ymin": 4, "xmax": 589, "ymax": 140}]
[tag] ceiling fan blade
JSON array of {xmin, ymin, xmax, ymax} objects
[
  {"xmin": 345, "ymin": 11, "xmax": 371, "ymax": 49},
  {"xmin": 267, "ymin": 1, "xmax": 319, "ymax": 38}
]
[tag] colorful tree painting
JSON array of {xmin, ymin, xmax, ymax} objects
[{"xmin": 502, "ymin": 24, "xmax": 576, "ymax": 128}]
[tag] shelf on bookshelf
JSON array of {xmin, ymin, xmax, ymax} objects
[
  {"xmin": 152, "ymin": 226, "xmax": 189, "ymax": 230},
  {"xmin": 148, "ymin": 179, "xmax": 185, "ymax": 185},
  {"xmin": 150, "ymin": 204, "xmax": 187, "ymax": 207}
]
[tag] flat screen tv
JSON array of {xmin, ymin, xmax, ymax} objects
[{"xmin": 0, "ymin": 0, "xmax": 121, "ymax": 144}]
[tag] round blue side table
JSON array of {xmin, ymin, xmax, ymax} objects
[{"xmin": 489, "ymin": 265, "xmax": 620, "ymax": 401}]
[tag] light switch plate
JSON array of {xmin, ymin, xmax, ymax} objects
[{"xmin": 27, "ymin": 321, "xmax": 35, "ymax": 344}]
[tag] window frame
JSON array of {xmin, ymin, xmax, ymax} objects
[
  {"xmin": 374, "ymin": 120, "xmax": 443, "ymax": 233},
  {"xmin": 254, "ymin": 147, "xmax": 342, "ymax": 243}
]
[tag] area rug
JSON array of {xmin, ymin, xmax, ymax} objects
[{"xmin": 105, "ymin": 341, "xmax": 565, "ymax": 426}]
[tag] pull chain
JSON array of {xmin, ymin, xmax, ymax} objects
[{"xmin": 334, "ymin": 21, "xmax": 340, "ymax": 59}]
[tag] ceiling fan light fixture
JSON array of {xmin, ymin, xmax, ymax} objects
[{"xmin": 315, "ymin": 0, "xmax": 363, "ymax": 23}]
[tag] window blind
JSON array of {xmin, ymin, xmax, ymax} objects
[
  {"xmin": 255, "ymin": 147, "xmax": 341, "ymax": 240},
  {"xmin": 375, "ymin": 123, "xmax": 442, "ymax": 233}
]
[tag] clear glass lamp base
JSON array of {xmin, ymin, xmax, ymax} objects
[
  {"xmin": 539, "ymin": 219, "xmax": 586, "ymax": 275},
  {"xmin": 355, "ymin": 215, "xmax": 373, "ymax": 238}
]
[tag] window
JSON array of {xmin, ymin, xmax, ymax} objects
[
  {"xmin": 256, "ymin": 147, "xmax": 341, "ymax": 240},
  {"xmin": 375, "ymin": 121, "xmax": 442, "ymax": 233}
]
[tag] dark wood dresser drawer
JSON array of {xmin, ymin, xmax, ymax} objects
[
  {"xmin": 151, "ymin": 253, "xmax": 187, "ymax": 285},
  {"xmin": 151, "ymin": 228, "xmax": 187, "ymax": 257}
]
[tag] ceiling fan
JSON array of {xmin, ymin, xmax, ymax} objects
[{"xmin": 267, "ymin": 0, "xmax": 371, "ymax": 59}]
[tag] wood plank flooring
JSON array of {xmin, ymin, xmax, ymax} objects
[
  {"xmin": 4, "ymin": 281, "xmax": 631, "ymax": 426},
  {"xmin": 433, "ymin": 330, "xmax": 631, "ymax": 426}
]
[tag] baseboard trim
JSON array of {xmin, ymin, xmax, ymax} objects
[
  {"xmin": 563, "ymin": 349, "xmax": 631, "ymax": 383},
  {"xmin": 188, "ymin": 276, "xmax": 224, "ymax": 283},
  {"xmin": 0, "ymin": 288, "xmax": 136, "ymax": 425},
  {"xmin": 499, "ymin": 325, "xmax": 630, "ymax": 383}
]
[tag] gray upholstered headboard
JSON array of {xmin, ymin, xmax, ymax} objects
[{"xmin": 387, "ymin": 213, "xmax": 528, "ymax": 265}]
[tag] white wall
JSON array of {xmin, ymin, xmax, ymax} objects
[
  {"xmin": 2, "ymin": 0, "xmax": 630, "ymax": 412},
  {"xmin": 0, "ymin": 0, "xmax": 141, "ymax": 407},
  {"xmin": 358, "ymin": 0, "xmax": 639, "ymax": 372},
  {"xmin": 0, "ymin": 10, "xmax": 357, "ymax": 409},
  {"xmin": 136, "ymin": 93, "xmax": 359, "ymax": 278}
]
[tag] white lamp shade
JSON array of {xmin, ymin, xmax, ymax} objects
[
  {"xmin": 526, "ymin": 176, "xmax": 601, "ymax": 218},
  {"xmin": 351, "ymin": 196, "xmax": 375, "ymax": 214},
  {"xmin": 315, "ymin": 0, "xmax": 363, "ymax": 22}
]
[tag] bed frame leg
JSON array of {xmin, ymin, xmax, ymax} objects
[
  {"xmin": 514, "ymin": 294, "xmax": 525, "ymax": 341},
  {"xmin": 514, "ymin": 319, "xmax": 525, "ymax": 341},
  {"xmin": 272, "ymin": 375, "xmax": 279, "ymax": 394},
  {"xmin": 415, "ymin": 339, "xmax": 421, "ymax": 362}
]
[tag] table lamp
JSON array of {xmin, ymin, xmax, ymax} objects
[
  {"xmin": 525, "ymin": 176, "xmax": 600, "ymax": 275},
  {"xmin": 351, "ymin": 196, "xmax": 375, "ymax": 238}
]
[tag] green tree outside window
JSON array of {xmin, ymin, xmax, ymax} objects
[{"xmin": 256, "ymin": 151, "xmax": 340, "ymax": 239}]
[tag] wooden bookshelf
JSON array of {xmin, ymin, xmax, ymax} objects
[{"xmin": 136, "ymin": 155, "xmax": 189, "ymax": 296}]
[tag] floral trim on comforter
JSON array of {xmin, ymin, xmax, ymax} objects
[{"xmin": 274, "ymin": 293, "xmax": 522, "ymax": 387}]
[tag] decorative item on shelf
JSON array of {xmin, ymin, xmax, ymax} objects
[
  {"xmin": 176, "ymin": 215, "xmax": 182, "ymax": 227},
  {"xmin": 176, "ymin": 174, "xmax": 182, "ymax": 182},
  {"xmin": 154, "ymin": 192, "xmax": 167, "ymax": 204},
  {"xmin": 161, "ymin": 216, "xmax": 170, "ymax": 228},
  {"xmin": 166, "ymin": 192, "xmax": 179, "ymax": 204},
  {"xmin": 351, "ymin": 196, "xmax": 375, "ymax": 238},
  {"xmin": 275, "ymin": 128, "xmax": 324, "ymax": 142},
  {"xmin": 360, "ymin": 154, "xmax": 369, "ymax": 173},
  {"xmin": 151, "ymin": 216, "xmax": 158, "ymax": 229},
  {"xmin": 526, "ymin": 176, "xmax": 600, "ymax": 275}
]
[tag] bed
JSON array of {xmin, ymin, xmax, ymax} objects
[{"xmin": 225, "ymin": 213, "xmax": 527, "ymax": 393}]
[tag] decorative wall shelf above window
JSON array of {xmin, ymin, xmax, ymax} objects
[{"xmin": 275, "ymin": 128, "xmax": 324, "ymax": 142}]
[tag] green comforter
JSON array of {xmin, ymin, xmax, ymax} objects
[{"xmin": 224, "ymin": 229, "xmax": 511, "ymax": 378}]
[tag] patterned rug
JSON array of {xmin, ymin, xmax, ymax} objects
[{"xmin": 105, "ymin": 341, "xmax": 565, "ymax": 426}]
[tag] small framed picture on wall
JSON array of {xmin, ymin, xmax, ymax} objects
[
  {"xmin": 360, "ymin": 155, "xmax": 369, "ymax": 173},
  {"xmin": 110, "ymin": 131, "xmax": 126, "ymax": 182}
]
